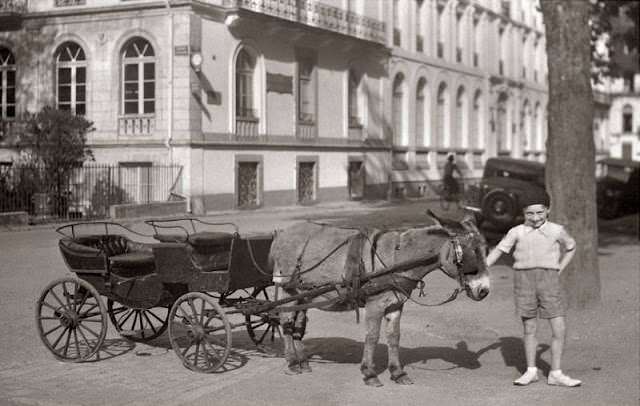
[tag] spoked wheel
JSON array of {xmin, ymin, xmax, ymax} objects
[
  {"xmin": 168, "ymin": 292, "xmax": 232, "ymax": 373},
  {"xmin": 245, "ymin": 286, "xmax": 280, "ymax": 347},
  {"xmin": 35, "ymin": 277, "xmax": 107, "ymax": 362},
  {"xmin": 107, "ymin": 300, "xmax": 169, "ymax": 342}
]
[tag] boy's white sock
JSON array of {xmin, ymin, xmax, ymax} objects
[
  {"xmin": 526, "ymin": 367, "xmax": 538, "ymax": 373},
  {"xmin": 549, "ymin": 369, "xmax": 561, "ymax": 375}
]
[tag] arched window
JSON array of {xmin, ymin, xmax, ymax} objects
[
  {"xmin": 535, "ymin": 102, "xmax": 543, "ymax": 150},
  {"xmin": 55, "ymin": 42, "xmax": 87, "ymax": 115},
  {"xmin": 416, "ymin": 78, "xmax": 427, "ymax": 146},
  {"xmin": 236, "ymin": 49, "xmax": 256, "ymax": 119},
  {"xmin": 497, "ymin": 93, "xmax": 508, "ymax": 152},
  {"xmin": 392, "ymin": 74, "xmax": 405, "ymax": 146},
  {"xmin": 472, "ymin": 90, "xmax": 483, "ymax": 148},
  {"xmin": 348, "ymin": 70, "xmax": 360, "ymax": 127},
  {"xmin": 121, "ymin": 37, "xmax": 155, "ymax": 115},
  {"xmin": 622, "ymin": 104, "xmax": 633, "ymax": 133},
  {"xmin": 0, "ymin": 47, "xmax": 16, "ymax": 119},
  {"xmin": 437, "ymin": 82, "xmax": 449, "ymax": 147},
  {"xmin": 455, "ymin": 86, "xmax": 467, "ymax": 147}
]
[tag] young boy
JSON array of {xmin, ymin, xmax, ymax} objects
[{"xmin": 485, "ymin": 191, "xmax": 581, "ymax": 387}]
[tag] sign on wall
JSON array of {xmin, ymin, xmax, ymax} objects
[{"xmin": 267, "ymin": 73, "xmax": 293, "ymax": 94}]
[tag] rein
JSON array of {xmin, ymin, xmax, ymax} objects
[{"xmin": 384, "ymin": 236, "xmax": 467, "ymax": 307}]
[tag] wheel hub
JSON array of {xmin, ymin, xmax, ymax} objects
[{"xmin": 59, "ymin": 310, "xmax": 79, "ymax": 328}]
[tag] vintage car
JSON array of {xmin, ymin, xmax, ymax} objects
[
  {"xmin": 465, "ymin": 157, "xmax": 546, "ymax": 230},
  {"xmin": 596, "ymin": 158, "xmax": 640, "ymax": 219}
]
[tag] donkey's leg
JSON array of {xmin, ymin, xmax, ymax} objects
[
  {"xmin": 292, "ymin": 310, "xmax": 311, "ymax": 373},
  {"xmin": 361, "ymin": 298, "xmax": 384, "ymax": 387},
  {"xmin": 386, "ymin": 306, "xmax": 413, "ymax": 385},
  {"xmin": 279, "ymin": 290, "xmax": 302, "ymax": 375}
]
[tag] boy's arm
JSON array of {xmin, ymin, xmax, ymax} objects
[
  {"xmin": 486, "ymin": 227, "xmax": 517, "ymax": 267},
  {"xmin": 558, "ymin": 227, "xmax": 577, "ymax": 274},
  {"xmin": 486, "ymin": 248, "xmax": 503, "ymax": 267}
]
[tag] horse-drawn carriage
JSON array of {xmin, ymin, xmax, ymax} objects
[
  {"xmin": 36, "ymin": 218, "xmax": 277, "ymax": 372},
  {"xmin": 36, "ymin": 212, "xmax": 491, "ymax": 384}
]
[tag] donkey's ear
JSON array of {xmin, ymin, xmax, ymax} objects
[{"xmin": 425, "ymin": 209, "xmax": 444, "ymax": 227}]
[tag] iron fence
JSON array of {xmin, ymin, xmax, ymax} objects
[{"xmin": 0, "ymin": 163, "xmax": 183, "ymax": 221}]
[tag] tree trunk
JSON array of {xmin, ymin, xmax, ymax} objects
[{"xmin": 540, "ymin": 0, "xmax": 600, "ymax": 308}]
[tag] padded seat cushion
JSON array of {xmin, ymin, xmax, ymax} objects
[
  {"xmin": 188, "ymin": 232, "xmax": 234, "ymax": 249},
  {"xmin": 109, "ymin": 252, "xmax": 155, "ymax": 269},
  {"xmin": 153, "ymin": 234, "xmax": 188, "ymax": 243}
]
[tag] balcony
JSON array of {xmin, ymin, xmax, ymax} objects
[
  {"xmin": 297, "ymin": 116, "xmax": 316, "ymax": 139},
  {"xmin": 118, "ymin": 115, "xmax": 154, "ymax": 136},
  {"xmin": 236, "ymin": 115, "xmax": 259, "ymax": 137},
  {"xmin": 227, "ymin": 0, "xmax": 386, "ymax": 45},
  {"xmin": 0, "ymin": 0, "xmax": 27, "ymax": 30},
  {"xmin": 54, "ymin": 0, "xmax": 86, "ymax": 6}
]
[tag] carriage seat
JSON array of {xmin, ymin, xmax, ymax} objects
[
  {"xmin": 154, "ymin": 231, "xmax": 233, "ymax": 248},
  {"xmin": 60, "ymin": 235, "xmax": 155, "ymax": 277}
]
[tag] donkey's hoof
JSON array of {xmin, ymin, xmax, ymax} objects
[
  {"xmin": 299, "ymin": 362, "xmax": 312, "ymax": 373},
  {"xmin": 391, "ymin": 373, "xmax": 413, "ymax": 385},
  {"xmin": 285, "ymin": 364, "xmax": 302, "ymax": 375},
  {"xmin": 364, "ymin": 376, "xmax": 383, "ymax": 387}
]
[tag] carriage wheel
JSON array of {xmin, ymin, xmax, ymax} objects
[
  {"xmin": 245, "ymin": 286, "xmax": 280, "ymax": 348},
  {"xmin": 107, "ymin": 300, "xmax": 169, "ymax": 342},
  {"xmin": 35, "ymin": 277, "xmax": 107, "ymax": 362},
  {"xmin": 168, "ymin": 292, "xmax": 232, "ymax": 373}
]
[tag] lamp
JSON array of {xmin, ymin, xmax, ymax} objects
[{"xmin": 190, "ymin": 52, "xmax": 203, "ymax": 73}]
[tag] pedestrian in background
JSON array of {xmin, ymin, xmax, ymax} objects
[{"xmin": 485, "ymin": 191, "xmax": 582, "ymax": 387}]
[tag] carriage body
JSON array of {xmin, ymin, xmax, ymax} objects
[
  {"xmin": 56, "ymin": 224, "xmax": 274, "ymax": 309},
  {"xmin": 38, "ymin": 219, "xmax": 276, "ymax": 370}
]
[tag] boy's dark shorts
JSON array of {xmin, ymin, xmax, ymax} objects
[{"xmin": 513, "ymin": 268, "xmax": 566, "ymax": 319}]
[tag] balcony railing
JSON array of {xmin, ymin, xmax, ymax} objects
[
  {"xmin": 118, "ymin": 114, "xmax": 154, "ymax": 135},
  {"xmin": 0, "ymin": 0, "xmax": 27, "ymax": 14},
  {"xmin": 228, "ymin": 0, "xmax": 386, "ymax": 45},
  {"xmin": 54, "ymin": 0, "xmax": 86, "ymax": 6},
  {"xmin": 297, "ymin": 120, "xmax": 316, "ymax": 139},
  {"xmin": 236, "ymin": 116, "xmax": 259, "ymax": 137}
]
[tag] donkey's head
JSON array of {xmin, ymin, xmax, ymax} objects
[{"xmin": 427, "ymin": 210, "xmax": 490, "ymax": 301}]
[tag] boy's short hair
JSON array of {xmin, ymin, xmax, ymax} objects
[{"xmin": 521, "ymin": 190, "xmax": 551, "ymax": 209}]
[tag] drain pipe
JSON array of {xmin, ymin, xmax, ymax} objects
[{"xmin": 165, "ymin": 0, "xmax": 174, "ymax": 163}]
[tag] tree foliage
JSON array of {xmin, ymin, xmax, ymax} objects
[
  {"xmin": 591, "ymin": 0, "xmax": 640, "ymax": 84},
  {"xmin": 22, "ymin": 106, "xmax": 94, "ymax": 169},
  {"xmin": 18, "ymin": 107, "xmax": 95, "ymax": 215}
]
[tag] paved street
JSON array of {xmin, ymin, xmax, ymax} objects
[{"xmin": 0, "ymin": 201, "xmax": 638, "ymax": 406}]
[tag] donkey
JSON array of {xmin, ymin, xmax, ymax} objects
[{"xmin": 269, "ymin": 212, "xmax": 490, "ymax": 386}]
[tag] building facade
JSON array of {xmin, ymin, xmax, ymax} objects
[
  {"xmin": 0, "ymin": 0, "xmax": 554, "ymax": 213},
  {"xmin": 385, "ymin": 0, "xmax": 548, "ymax": 197}
]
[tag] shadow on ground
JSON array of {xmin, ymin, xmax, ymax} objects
[{"xmin": 302, "ymin": 336, "xmax": 550, "ymax": 376}]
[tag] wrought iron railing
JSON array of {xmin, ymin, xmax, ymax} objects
[
  {"xmin": 227, "ymin": 0, "xmax": 386, "ymax": 45},
  {"xmin": 0, "ymin": 163, "xmax": 183, "ymax": 221},
  {"xmin": 0, "ymin": 0, "xmax": 27, "ymax": 14}
]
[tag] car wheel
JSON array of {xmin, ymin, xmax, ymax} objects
[{"xmin": 482, "ymin": 191, "xmax": 517, "ymax": 229}]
